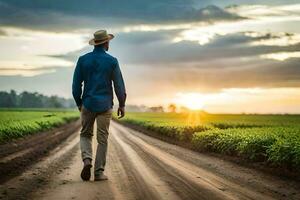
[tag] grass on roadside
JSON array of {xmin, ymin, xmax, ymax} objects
[
  {"xmin": 0, "ymin": 109, "xmax": 79, "ymax": 143},
  {"xmin": 192, "ymin": 127, "xmax": 300, "ymax": 167},
  {"xmin": 115, "ymin": 112, "xmax": 300, "ymax": 169}
]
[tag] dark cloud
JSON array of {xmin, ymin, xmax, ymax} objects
[
  {"xmin": 54, "ymin": 31, "xmax": 300, "ymax": 66},
  {"xmin": 49, "ymin": 30, "xmax": 176, "ymax": 62},
  {"xmin": 143, "ymin": 58, "xmax": 300, "ymax": 93},
  {"xmin": 41, "ymin": 30, "xmax": 300, "ymax": 93},
  {"xmin": 0, "ymin": 0, "xmax": 243, "ymax": 31},
  {"xmin": 201, "ymin": 0, "xmax": 299, "ymax": 7},
  {"xmin": 0, "ymin": 1, "xmax": 108, "ymax": 32}
]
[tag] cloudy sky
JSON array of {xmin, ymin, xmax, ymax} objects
[{"xmin": 0, "ymin": 0, "xmax": 300, "ymax": 113}]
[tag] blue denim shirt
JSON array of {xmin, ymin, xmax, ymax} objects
[{"xmin": 72, "ymin": 46, "xmax": 126, "ymax": 112}]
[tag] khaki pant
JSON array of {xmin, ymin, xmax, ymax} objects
[{"xmin": 80, "ymin": 106, "xmax": 112, "ymax": 176}]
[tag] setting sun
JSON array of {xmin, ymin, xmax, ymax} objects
[{"xmin": 175, "ymin": 93, "xmax": 205, "ymax": 111}]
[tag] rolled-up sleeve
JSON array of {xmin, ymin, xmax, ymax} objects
[
  {"xmin": 112, "ymin": 59, "xmax": 126, "ymax": 107},
  {"xmin": 72, "ymin": 57, "xmax": 83, "ymax": 107}
]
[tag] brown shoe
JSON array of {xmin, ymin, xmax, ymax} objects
[
  {"xmin": 81, "ymin": 159, "xmax": 92, "ymax": 181},
  {"xmin": 94, "ymin": 173, "xmax": 108, "ymax": 181}
]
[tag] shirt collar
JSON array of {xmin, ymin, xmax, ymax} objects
[{"xmin": 93, "ymin": 46, "xmax": 106, "ymax": 53}]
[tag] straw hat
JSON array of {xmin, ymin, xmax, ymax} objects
[{"xmin": 89, "ymin": 30, "xmax": 114, "ymax": 46}]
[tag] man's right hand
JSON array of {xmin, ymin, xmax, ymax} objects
[
  {"xmin": 78, "ymin": 105, "xmax": 82, "ymax": 112},
  {"xmin": 117, "ymin": 107, "xmax": 125, "ymax": 119}
]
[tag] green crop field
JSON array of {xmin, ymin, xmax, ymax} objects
[
  {"xmin": 0, "ymin": 109, "xmax": 79, "ymax": 143},
  {"xmin": 117, "ymin": 112, "xmax": 300, "ymax": 169}
]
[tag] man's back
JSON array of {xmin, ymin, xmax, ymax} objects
[
  {"xmin": 72, "ymin": 45, "xmax": 126, "ymax": 113},
  {"xmin": 73, "ymin": 30, "xmax": 126, "ymax": 182}
]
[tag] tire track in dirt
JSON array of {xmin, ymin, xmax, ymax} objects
[
  {"xmin": 0, "ymin": 128, "xmax": 80, "ymax": 200},
  {"xmin": 110, "ymin": 129, "xmax": 181, "ymax": 200},
  {"xmin": 111, "ymin": 124, "xmax": 267, "ymax": 200}
]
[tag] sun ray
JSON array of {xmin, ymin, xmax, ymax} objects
[{"xmin": 186, "ymin": 110, "xmax": 202, "ymax": 126}]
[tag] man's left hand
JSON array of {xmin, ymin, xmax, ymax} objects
[{"xmin": 117, "ymin": 107, "xmax": 125, "ymax": 119}]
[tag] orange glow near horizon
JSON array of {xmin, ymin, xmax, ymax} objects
[
  {"xmin": 174, "ymin": 93, "xmax": 205, "ymax": 111},
  {"xmin": 151, "ymin": 88, "xmax": 300, "ymax": 114}
]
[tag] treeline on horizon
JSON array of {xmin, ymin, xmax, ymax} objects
[
  {"xmin": 0, "ymin": 90, "xmax": 166, "ymax": 111},
  {"xmin": 0, "ymin": 90, "xmax": 76, "ymax": 108}
]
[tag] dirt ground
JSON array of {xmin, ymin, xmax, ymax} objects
[
  {"xmin": 0, "ymin": 120, "xmax": 81, "ymax": 183},
  {"xmin": 1, "ymin": 121, "xmax": 300, "ymax": 200}
]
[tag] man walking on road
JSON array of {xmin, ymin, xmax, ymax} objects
[{"xmin": 72, "ymin": 30, "xmax": 126, "ymax": 181}]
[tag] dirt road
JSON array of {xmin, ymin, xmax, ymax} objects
[{"xmin": 1, "ymin": 121, "xmax": 299, "ymax": 200}]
